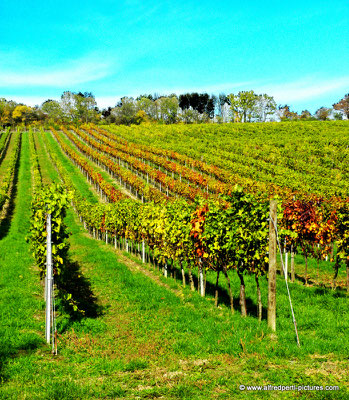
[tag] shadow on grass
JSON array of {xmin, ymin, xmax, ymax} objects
[
  {"xmin": 0, "ymin": 262, "xmax": 102, "ymax": 382},
  {"xmin": 195, "ymin": 271, "xmax": 267, "ymax": 319},
  {"xmin": 118, "ymin": 248, "xmax": 267, "ymax": 319},
  {"xmin": 0, "ymin": 335, "xmax": 43, "ymax": 383},
  {"xmin": 161, "ymin": 260, "xmax": 268, "ymax": 319},
  {"xmin": 56, "ymin": 259, "xmax": 104, "ymax": 327},
  {"xmin": 293, "ymin": 272, "xmax": 347, "ymax": 295},
  {"xmin": 0, "ymin": 142, "xmax": 20, "ymax": 241},
  {"xmin": 313, "ymin": 286, "xmax": 347, "ymax": 298},
  {"xmin": 0, "ymin": 131, "xmax": 11, "ymax": 165}
]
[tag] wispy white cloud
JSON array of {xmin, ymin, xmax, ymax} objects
[
  {"xmin": 4, "ymin": 76, "xmax": 349, "ymax": 110},
  {"xmin": 92, "ymin": 81, "xmax": 256, "ymax": 108},
  {"xmin": 4, "ymin": 95, "xmax": 121, "ymax": 109},
  {"xmin": 164, "ymin": 76, "xmax": 349, "ymax": 102},
  {"xmin": 127, "ymin": 4, "xmax": 161, "ymax": 25},
  {"xmin": 116, "ymin": 76, "xmax": 348, "ymax": 103},
  {"xmin": 95, "ymin": 96, "xmax": 120, "ymax": 108},
  {"xmin": 4, "ymin": 96, "xmax": 60, "ymax": 107},
  {"xmin": 254, "ymin": 76, "xmax": 349, "ymax": 104},
  {"xmin": 3, "ymin": 95, "xmax": 120, "ymax": 109},
  {"xmin": 156, "ymin": 81, "xmax": 256, "ymax": 95},
  {"xmin": 0, "ymin": 53, "xmax": 116, "ymax": 88},
  {"xmin": 108, "ymin": 80, "xmax": 255, "ymax": 97}
]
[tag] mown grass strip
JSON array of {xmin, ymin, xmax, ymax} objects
[
  {"xmin": 42, "ymin": 131, "xmax": 99, "ymax": 204},
  {"xmin": 0, "ymin": 132, "xmax": 45, "ymax": 386}
]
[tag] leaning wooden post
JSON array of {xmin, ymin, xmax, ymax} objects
[
  {"xmin": 268, "ymin": 199, "xmax": 277, "ymax": 332},
  {"xmin": 45, "ymin": 213, "xmax": 53, "ymax": 344}
]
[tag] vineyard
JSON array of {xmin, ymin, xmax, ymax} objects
[{"xmin": 0, "ymin": 121, "xmax": 348, "ymax": 399}]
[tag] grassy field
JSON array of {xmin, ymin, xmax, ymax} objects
[{"xmin": 0, "ymin": 130, "xmax": 348, "ymax": 399}]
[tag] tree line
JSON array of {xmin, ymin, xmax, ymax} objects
[{"xmin": 0, "ymin": 90, "xmax": 348, "ymax": 128}]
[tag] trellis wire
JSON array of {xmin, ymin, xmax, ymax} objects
[
  {"xmin": 271, "ymin": 215, "xmax": 300, "ymax": 347},
  {"xmin": 52, "ymin": 277, "xmax": 57, "ymax": 355}
]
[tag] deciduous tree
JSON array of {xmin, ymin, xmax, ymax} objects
[
  {"xmin": 228, "ymin": 90, "xmax": 259, "ymax": 122},
  {"xmin": 12, "ymin": 105, "xmax": 34, "ymax": 125},
  {"xmin": 255, "ymin": 94, "xmax": 276, "ymax": 122},
  {"xmin": 333, "ymin": 94, "xmax": 349, "ymax": 118},
  {"xmin": 315, "ymin": 107, "xmax": 331, "ymax": 121},
  {"xmin": 0, "ymin": 98, "xmax": 17, "ymax": 127},
  {"xmin": 137, "ymin": 96, "xmax": 157, "ymax": 120},
  {"xmin": 74, "ymin": 92, "xmax": 98, "ymax": 123},
  {"xmin": 300, "ymin": 110, "xmax": 312, "ymax": 120},
  {"xmin": 112, "ymin": 97, "xmax": 137, "ymax": 125},
  {"xmin": 41, "ymin": 100, "xmax": 64, "ymax": 123},
  {"xmin": 278, "ymin": 105, "xmax": 299, "ymax": 121},
  {"xmin": 156, "ymin": 96, "xmax": 179, "ymax": 124}
]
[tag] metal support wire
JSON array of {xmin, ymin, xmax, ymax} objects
[
  {"xmin": 52, "ymin": 277, "xmax": 58, "ymax": 355},
  {"xmin": 270, "ymin": 215, "xmax": 301, "ymax": 347}
]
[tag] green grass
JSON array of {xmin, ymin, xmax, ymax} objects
[
  {"xmin": 0, "ymin": 131, "xmax": 348, "ymax": 399},
  {"xmin": 0, "ymin": 131, "xmax": 18, "ymax": 180},
  {"xmin": 43, "ymin": 131, "xmax": 99, "ymax": 204},
  {"xmin": 0, "ymin": 131, "xmax": 45, "ymax": 384},
  {"xmin": 290, "ymin": 251, "xmax": 347, "ymax": 288}
]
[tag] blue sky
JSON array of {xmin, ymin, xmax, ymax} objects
[{"xmin": 0, "ymin": 0, "xmax": 348, "ymax": 113}]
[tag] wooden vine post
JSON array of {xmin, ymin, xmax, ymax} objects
[{"xmin": 268, "ymin": 199, "xmax": 277, "ymax": 332}]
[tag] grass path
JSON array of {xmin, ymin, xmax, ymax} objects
[
  {"xmin": 33, "ymin": 130, "xmax": 53, "ymax": 185},
  {"xmin": 0, "ymin": 132, "xmax": 45, "ymax": 387},
  {"xmin": 0, "ymin": 130, "xmax": 11, "ymax": 166},
  {"xmin": 0, "ymin": 131, "xmax": 17, "ymax": 180},
  {"xmin": 43, "ymin": 131, "xmax": 99, "ymax": 203}
]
